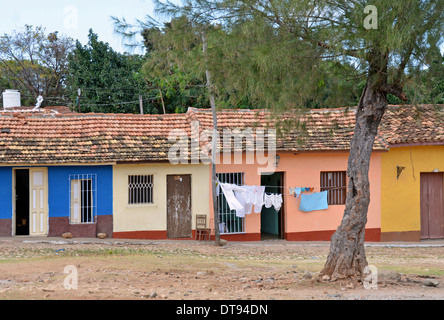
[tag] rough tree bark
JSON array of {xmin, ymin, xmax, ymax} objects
[{"xmin": 321, "ymin": 62, "xmax": 389, "ymax": 279}]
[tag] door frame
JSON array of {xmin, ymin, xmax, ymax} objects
[
  {"xmin": 12, "ymin": 168, "xmax": 21, "ymax": 236},
  {"xmin": 260, "ymin": 171, "xmax": 285, "ymax": 239},
  {"xmin": 166, "ymin": 174, "xmax": 192, "ymax": 238},
  {"xmin": 12, "ymin": 167, "xmax": 48, "ymax": 236}
]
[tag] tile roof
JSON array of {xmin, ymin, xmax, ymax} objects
[
  {"xmin": 187, "ymin": 107, "xmax": 387, "ymax": 152},
  {"xmin": 0, "ymin": 104, "xmax": 442, "ymax": 164},
  {"xmin": 188, "ymin": 104, "xmax": 444, "ymax": 152},
  {"xmin": 0, "ymin": 112, "xmax": 192, "ymax": 164},
  {"xmin": 379, "ymin": 105, "xmax": 444, "ymax": 145}
]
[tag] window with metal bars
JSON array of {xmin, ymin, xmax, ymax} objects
[
  {"xmin": 216, "ymin": 172, "xmax": 246, "ymax": 234},
  {"xmin": 320, "ymin": 171, "xmax": 347, "ymax": 205},
  {"xmin": 69, "ymin": 174, "xmax": 97, "ymax": 224},
  {"xmin": 128, "ymin": 175, "xmax": 154, "ymax": 204}
]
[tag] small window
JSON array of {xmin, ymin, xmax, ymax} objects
[
  {"xmin": 128, "ymin": 175, "xmax": 154, "ymax": 204},
  {"xmin": 320, "ymin": 171, "xmax": 347, "ymax": 205},
  {"xmin": 70, "ymin": 174, "xmax": 96, "ymax": 224}
]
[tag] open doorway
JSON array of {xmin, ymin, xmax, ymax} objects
[
  {"xmin": 15, "ymin": 169, "xmax": 30, "ymax": 236},
  {"xmin": 261, "ymin": 172, "xmax": 285, "ymax": 240}
]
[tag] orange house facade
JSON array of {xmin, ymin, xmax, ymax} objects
[
  {"xmin": 186, "ymin": 107, "xmax": 386, "ymax": 242},
  {"xmin": 204, "ymin": 105, "xmax": 444, "ymax": 243},
  {"xmin": 211, "ymin": 151, "xmax": 382, "ymax": 242}
]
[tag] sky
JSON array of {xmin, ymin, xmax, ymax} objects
[
  {"xmin": 0, "ymin": 0, "xmax": 159, "ymax": 53},
  {"xmin": 1, "ymin": 1, "xmax": 442, "ymax": 55}
]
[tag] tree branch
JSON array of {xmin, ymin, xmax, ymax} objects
[{"xmin": 381, "ymin": 83, "xmax": 408, "ymax": 101}]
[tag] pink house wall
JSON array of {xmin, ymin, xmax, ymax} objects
[{"xmin": 212, "ymin": 152, "xmax": 382, "ymax": 241}]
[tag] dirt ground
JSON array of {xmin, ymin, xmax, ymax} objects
[{"xmin": 0, "ymin": 237, "xmax": 443, "ymax": 300}]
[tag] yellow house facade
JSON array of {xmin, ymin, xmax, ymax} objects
[
  {"xmin": 112, "ymin": 163, "xmax": 210, "ymax": 239},
  {"xmin": 379, "ymin": 105, "xmax": 444, "ymax": 241},
  {"xmin": 381, "ymin": 145, "xmax": 444, "ymax": 241}
]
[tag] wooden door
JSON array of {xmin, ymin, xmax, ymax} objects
[
  {"xmin": 167, "ymin": 175, "xmax": 192, "ymax": 238},
  {"xmin": 420, "ymin": 173, "xmax": 444, "ymax": 239},
  {"xmin": 71, "ymin": 179, "xmax": 82, "ymax": 224},
  {"xmin": 29, "ymin": 168, "xmax": 48, "ymax": 236}
]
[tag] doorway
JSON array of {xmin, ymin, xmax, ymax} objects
[
  {"xmin": 13, "ymin": 167, "xmax": 48, "ymax": 236},
  {"xmin": 15, "ymin": 169, "xmax": 30, "ymax": 235},
  {"xmin": 166, "ymin": 174, "xmax": 192, "ymax": 238},
  {"xmin": 261, "ymin": 172, "xmax": 285, "ymax": 240},
  {"xmin": 420, "ymin": 172, "xmax": 444, "ymax": 239}
]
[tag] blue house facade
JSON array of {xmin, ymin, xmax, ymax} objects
[
  {"xmin": 0, "ymin": 165, "xmax": 113, "ymax": 237},
  {"xmin": 0, "ymin": 167, "xmax": 13, "ymax": 236}
]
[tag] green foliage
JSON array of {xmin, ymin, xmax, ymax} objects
[
  {"xmin": 408, "ymin": 47, "xmax": 444, "ymax": 105},
  {"xmin": 140, "ymin": 17, "xmax": 210, "ymax": 113},
  {"xmin": 142, "ymin": 0, "xmax": 444, "ymax": 112},
  {"xmin": 66, "ymin": 29, "xmax": 147, "ymax": 113}
]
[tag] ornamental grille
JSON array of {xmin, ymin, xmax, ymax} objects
[{"xmin": 128, "ymin": 175, "xmax": 154, "ymax": 204}]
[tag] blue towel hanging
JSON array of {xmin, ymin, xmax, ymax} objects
[{"xmin": 299, "ymin": 191, "xmax": 328, "ymax": 212}]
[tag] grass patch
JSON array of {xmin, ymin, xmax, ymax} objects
[{"xmin": 376, "ymin": 265, "xmax": 444, "ymax": 277}]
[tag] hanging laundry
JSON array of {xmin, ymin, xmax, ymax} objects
[
  {"xmin": 239, "ymin": 185, "xmax": 252, "ymax": 204},
  {"xmin": 289, "ymin": 187, "xmax": 296, "ymax": 195},
  {"xmin": 264, "ymin": 193, "xmax": 273, "ymax": 209},
  {"xmin": 264, "ymin": 193, "xmax": 283, "ymax": 212},
  {"xmin": 294, "ymin": 187, "xmax": 302, "ymax": 199},
  {"xmin": 299, "ymin": 191, "xmax": 328, "ymax": 212},
  {"xmin": 273, "ymin": 194, "xmax": 283, "ymax": 211},
  {"xmin": 219, "ymin": 183, "xmax": 264, "ymax": 217},
  {"xmin": 219, "ymin": 183, "xmax": 244, "ymax": 216},
  {"xmin": 233, "ymin": 190, "xmax": 250, "ymax": 218},
  {"xmin": 251, "ymin": 185, "xmax": 265, "ymax": 213}
]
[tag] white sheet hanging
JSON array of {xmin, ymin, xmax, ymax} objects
[
  {"xmin": 233, "ymin": 188, "xmax": 253, "ymax": 218},
  {"xmin": 251, "ymin": 186, "xmax": 265, "ymax": 213},
  {"xmin": 219, "ymin": 183, "xmax": 265, "ymax": 217},
  {"xmin": 219, "ymin": 183, "xmax": 244, "ymax": 216}
]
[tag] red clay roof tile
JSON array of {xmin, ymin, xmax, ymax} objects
[{"xmin": 0, "ymin": 104, "xmax": 442, "ymax": 164}]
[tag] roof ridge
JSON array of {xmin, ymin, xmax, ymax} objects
[{"xmin": 0, "ymin": 111, "xmax": 191, "ymax": 119}]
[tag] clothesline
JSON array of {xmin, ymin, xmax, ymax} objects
[
  {"xmin": 217, "ymin": 180, "xmax": 329, "ymax": 215},
  {"xmin": 214, "ymin": 180, "xmax": 324, "ymax": 197},
  {"xmin": 213, "ymin": 180, "xmax": 322, "ymax": 192},
  {"xmin": 212, "ymin": 180, "xmax": 321, "ymax": 190}
]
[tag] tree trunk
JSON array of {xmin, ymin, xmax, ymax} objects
[{"xmin": 320, "ymin": 80, "xmax": 387, "ymax": 279}]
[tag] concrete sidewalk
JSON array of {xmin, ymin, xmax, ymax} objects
[{"xmin": 1, "ymin": 236, "xmax": 444, "ymax": 248}]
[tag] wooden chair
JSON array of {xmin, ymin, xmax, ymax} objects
[{"xmin": 195, "ymin": 215, "xmax": 211, "ymax": 241}]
